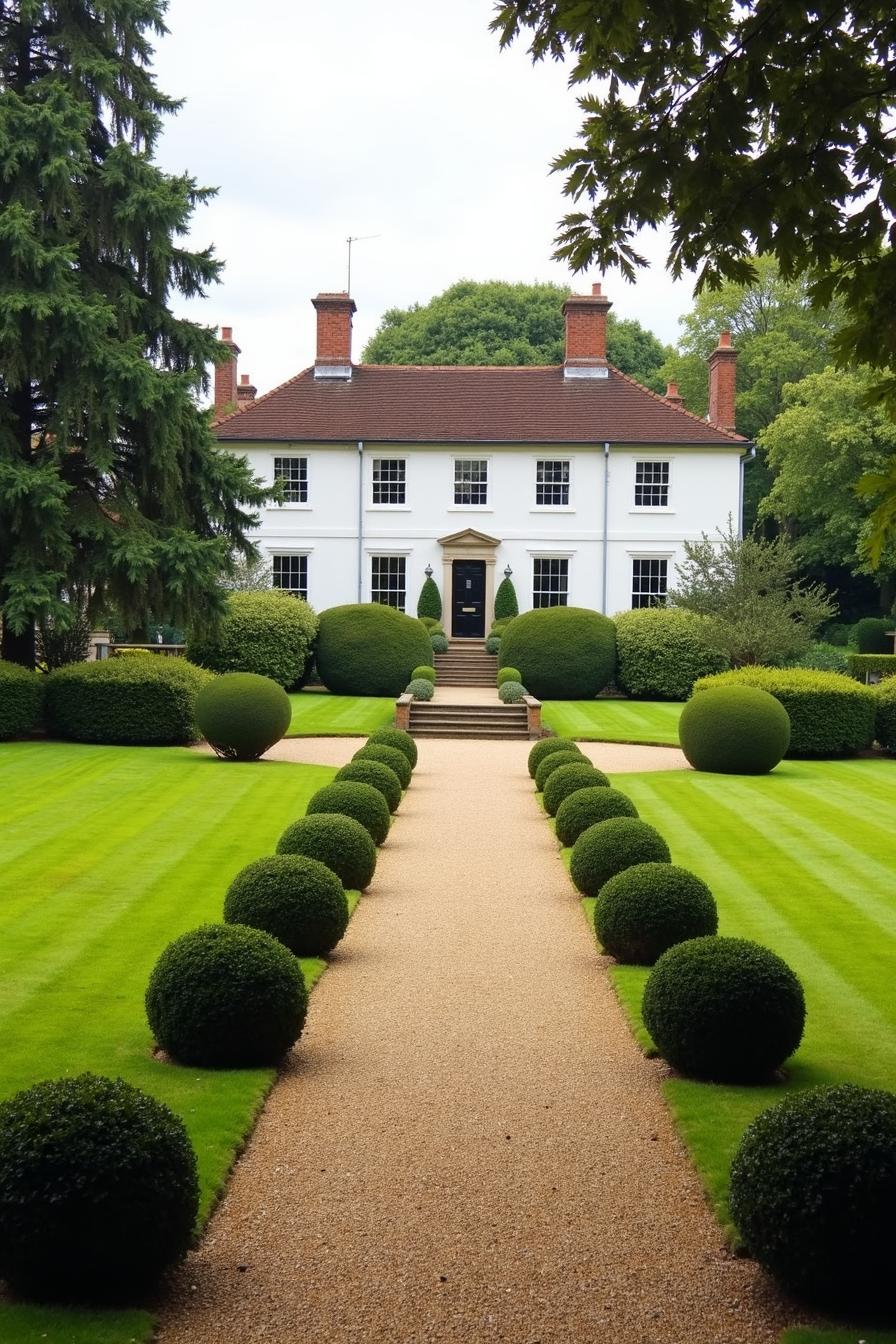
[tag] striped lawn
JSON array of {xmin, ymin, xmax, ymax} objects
[
  {"xmin": 542, "ymin": 698, "xmax": 683, "ymax": 745},
  {"xmin": 0, "ymin": 741, "xmax": 341, "ymax": 1344},
  {"xmin": 287, "ymin": 691, "xmax": 395, "ymax": 736}
]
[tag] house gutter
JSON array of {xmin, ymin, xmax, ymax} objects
[
  {"xmin": 602, "ymin": 442, "xmax": 610, "ymax": 614},
  {"xmin": 738, "ymin": 443, "xmax": 756, "ymax": 538},
  {"xmin": 357, "ymin": 440, "xmax": 364, "ymax": 601}
]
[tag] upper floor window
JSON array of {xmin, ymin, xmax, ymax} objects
[
  {"xmin": 372, "ymin": 458, "xmax": 406, "ymax": 505},
  {"xmin": 272, "ymin": 553, "xmax": 308, "ymax": 601},
  {"xmin": 454, "ymin": 459, "xmax": 488, "ymax": 506},
  {"xmin": 371, "ymin": 555, "xmax": 406, "ymax": 611},
  {"xmin": 536, "ymin": 460, "xmax": 570, "ymax": 507},
  {"xmin": 631, "ymin": 557, "xmax": 668, "ymax": 608},
  {"xmin": 635, "ymin": 460, "xmax": 669, "ymax": 507},
  {"xmin": 533, "ymin": 557, "xmax": 569, "ymax": 608},
  {"xmin": 274, "ymin": 456, "xmax": 307, "ymax": 504}
]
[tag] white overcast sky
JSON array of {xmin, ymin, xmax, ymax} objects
[{"xmin": 153, "ymin": 0, "xmax": 695, "ymax": 394}]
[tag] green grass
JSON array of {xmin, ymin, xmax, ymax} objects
[
  {"xmin": 0, "ymin": 740, "xmax": 347, "ymax": 1343},
  {"xmin": 542, "ymin": 698, "xmax": 683, "ymax": 745},
  {"xmin": 287, "ymin": 691, "xmax": 395, "ymax": 736}
]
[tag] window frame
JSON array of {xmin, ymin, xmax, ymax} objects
[
  {"xmin": 533, "ymin": 457, "xmax": 573, "ymax": 510},
  {"xmin": 370, "ymin": 456, "xmax": 408, "ymax": 508},
  {"xmin": 272, "ymin": 454, "xmax": 309, "ymax": 507},
  {"xmin": 370, "ymin": 554, "xmax": 408, "ymax": 612},
  {"xmin": 451, "ymin": 456, "xmax": 490, "ymax": 509},
  {"xmin": 630, "ymin": 555, "xmax": 670, "ymax": 609},
  {"xmin": 531, "ymin": 555, "xmax": 570, "ymax": 609},
  {"xmin": 271, "ymin": 551, "xmax": 309, "ymax": 602},
  {"xmin": 632, "ymin": 459, "xmax": 671, "ymax": 510}
]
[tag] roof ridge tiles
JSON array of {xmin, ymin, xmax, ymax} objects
[{"xmin": 605, "ymin": 361, "xmax": 747, "ymax": 443}]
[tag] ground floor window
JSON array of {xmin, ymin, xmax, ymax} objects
[
  {"xmin": 272, "ymin": 553, "xmax": 308, "ymax": 600},
  {"xmin": 371, "ymin": 555, "xmax": 406, "ymax": 610},
  {"xmin": 532, "ymin": 557, "xmax": 569, "ymax": 608},
  {"xmin": 631, "ymin": 557, "xmax": 668, "ymax": 608}
]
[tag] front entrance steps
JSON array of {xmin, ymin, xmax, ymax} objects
[
  {"xmin": 408, "ymin": 702, "xmax": 528, "ymax": 739},
  {"xmin": 434, "ymin": 639, "xmax": 497, "ymax": 686}
]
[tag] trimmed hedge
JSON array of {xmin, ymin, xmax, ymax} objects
[
  {"xmin": 534, "ymin": 749, "xmax": 585, "ymax": 793},
  {"xmin": 528, "ymin": 736, "xmax": 580, "ymax": 778},
  {"xmin": 498, "ymin": 679, "xmax": 527, "ymax": 704},
  {"xmin": 679, "ymin": 685, "xmax": 791, "ymax": 774},
  {"xmin": 569, "ymin": 817, "xmax": 671, "ymax": 897},
  {"xmin": 642, "ymin": 936, "xmax": 805, "ymax": 1082},
  {"xmin": 224, "ymin": 854, "xmax": 349, "ymax": 957},
  {"xmin": 594, "ymin": 863, "xmax": 717, "ymax": 964},
  {"xmin": 305, "ymin": 780, "xmax": 391, "ymax": 845},
  {"xmin": 853, "ymin": 615, "xmax": 892, "ymax": 653},
  {"xmin": 847, "ymin": 653, "xmax": 896, "ymax": 681},
  {"xmin": 145, "ymin": 923, "xmax": 307, "ymax": 1067},
  {"xmin": 186, "ymin": 589, "xmax": 317, "ymax": 687},
  {"xmin": 45, "ymin": 656, "xmax": 210, "ymax": 745},
  {"xmin": 337, "ymin": 759, "xmax": 403, "ymax": 813},
  {"xmin": 431, "ymin": 633, "xmax": 449, "ymax": 653},
  {"xmin": 484, "ymin": 634, "xmax": 501, "ymax": 654},
  {"xmin": 498, "ymin": 606, "xmax": 616, "ymax": 700},
  {"xmin": 0, "ymin": 660, "xmax": 43, "ymax": 739},
  {"xmin": 353, "ymin": 742, "xmax": 412, "ymax": 788},
  {"xmin": 615, "ymin": 608, "xmax": 728, "ymax": 700},
  {"xmin": 276, "ymin": 812, "xmax": 377, "ymax": 890},
  {"xmin": 411, "ymin": 665, "xmax": 437, "ymax": 683},
  {"xmin": 196, "ymin": 672, "xmax": 291, "ymax": 760},
  {"xmin": 416, "ymin": 577, "xmax": 442, "ymax": 621},
  {"xmin": 875, "ymin": 676, "xmax": 896, "ymax": 753},
  {"xmin": 543, "ymin": 762, "xmax": 610, "ymax": 817},
  {"xmin": 419, "ymin": 616, "xmax": 443, "ymax": 633},
  {"xmin": 406, "ymin": 677, "xmax": 435, "ymax": 701},
  {"xmin": 554, "ymin": 786, "xmax": 638, "ymax": 847},
  {"xmin": 729, "ymin": 1083, "xmax": 896, "ymax": 1310},
  {"xmin": 316, "ymin": 604, "xmax": 432, "ymax": 696},
  {"xmin": 692, "ymin": 667, "xmax": 876, "ymax": 757},
  {"xmin": 0, "ymin": 1074, "xmax": 198, "ymax": 1302},
  {"xmin": 368, "ymin": 726, "xmax": 417, "ymax": 769},
  {"xmin": 497, "ymin": 666, "xmax": 521, "ymax": 686},
  {"xmin": 493, "ymin": 578, "xmax": 519, "ymax": 620}
]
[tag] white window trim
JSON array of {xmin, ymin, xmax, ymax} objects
[
  {"xmin": 370, "ymin": 454, "xmax": 408, "ymax": 508},
  {"xmin": 531, "ymin": 554, "xmax": 571, "ymax": 608},
  {"xmin": 633, "ymin": 457, "xmax": 673, "ymax": 509},
  {"xmin": 532, "ymin": 455, "xmax": 574, "ymax": 511},
  {"xmin": 271, "ymin": 452, "xmax": 311, "ymax": 509},
  {"xmin": 269, "ymin": 550, "xmax": 311, "ymax": 601},
  {"xmin": 628, "ymin": 552, "xmax": 671, "ymax": 609},
  {"xmin": 451, "ymin": 454, "xmax": 491, "ymax": 509},
  {"xmin": 368, "ymin": 552, "xmax": 409, "ymax": 612}
]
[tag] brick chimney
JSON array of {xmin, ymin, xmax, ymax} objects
[
  {"xmin": 708, "ymin": 331, "xmax": 737, "ymax": 432},
  {"xmin": 236, "ymin": 373, "xmax": 256, "ymax": 409},
  {"xmin": 214, "ymin": 326, "xmax": 240, "ymax": 414},
  {"xmin": 312, "ymin": 292, "xmax": 356, "ymax": 380},
  {"xmin": 664, "ymin": 380, "xmax": 683, "ymax": 408},
  {"xmin": 562, "ymin": 283, "xmax": 611, "ymax": 380}
]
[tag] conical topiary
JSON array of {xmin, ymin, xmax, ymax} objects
[
  {"xmin": 417, "ymin": 576, "xmax": 442, "ymax": 621},
  {"xmin": 494, "ymin": 576, "xmax": 519, "ymax": 620}
]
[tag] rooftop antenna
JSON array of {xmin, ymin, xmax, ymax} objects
[{"xmin": 346, "ymin": 234, "xmax": 380, "ymax": 293}]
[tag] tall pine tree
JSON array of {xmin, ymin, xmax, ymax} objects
[{"xmin": 0, "ymin": 1, "xmax": 268, "ymax": 666}]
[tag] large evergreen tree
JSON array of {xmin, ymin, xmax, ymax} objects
[{"xmin": 0, "ymin": 1, "xmax": 268, "ymax": 666}]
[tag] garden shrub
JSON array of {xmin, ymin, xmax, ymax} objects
[
  {"xmin": 368, "ymin": 726, "xmax": 418, "ymax": 768},
  {"xmin": 353, "ymin": 742, "xmax": 412, "ymax": 788},
  {"xmin": 569, "ymin": 817, "xmax": 671, "ymax": 897},
  {"xmin": 315, "ymin": 604, "xmax": 432, "ymax": 696},
  {"xmin": 554, "ymin": 786, "xmax": 638, "ymax": 847},
  {"xmin": 431, "ymin": 633, "xmax": 449, "ymax": 653},
  {"xmin": 498, "ymin": 606, "xmax": 616, "ymax": 700},
  {"xmin": 411, "ymin": 665, "xmax": 437, "ymax": 683},
  {"xmin": 498, "ymin": 680, "xmax": 527, "ymax": 703},
  {"xmin": 337, "ymin": 758, "xmax": 403, "ymax": 813},
  {"xmin": 791, "ymin": 641, "xmax": 849, "ymax": 673},
  {"xmin": 847, "ymin": 653, "xmax": 896, "ymax": 682},
  {"xmin": 493, "ymin": 578, "xmax": 519, "ymax": 621},
  {"xmin": 852, "ymin": 615, "xmax": 892, "ymax": 653},
  {"xmin": 679, "ymin": 685, "xmax": 791, "ymax": 774},
  {"xmin": 489, "ymin": 619, "xmax": 512, "ymax": 636},
  {"xmin": 821, "ymin": 621, "xmax": 850, "ymax": 647},
  {"xmin": 527, "ymin": 735, "xmax": 580, "ymax": 778},
  {"xmin": 276, "ymin": 812, "xmax": 377, "ymax": 891},
  {"xmin": 145, "ymin": 923, "xmax": 307, "ymax": 1067},
  {"xmin": 593, "ymin": 863, "xmax": 717, "ymax": 964},
  {"xmin": 0, "ymin": 660, "xmax": 43, "ymax": 739},
  {"xmin": 642, "ymin": 936, "xmax": 805, "ymax": 1082},
  {"xmin": 186, "ymin": 589, "xmax": 317, "ymax": 687},
  {"xmin": 419, "ymin": 616, "xmax": 443, "ymax": 633},
  {"xmin": 416, "ymin": 577, "xmax": 442, "ymax": 621},
  {"xmin": 615, "ymin": 608, "xmax": 728, "ymax": 700},
  {"xmin": 543, "ymin": 762, "xmax": 610, "ymax": 817},
  {"xmin": 484, "ymin": 634, "xmax": 501, "ymax": 654},
  {"xmin": 195, "ymin": 672, "xmax": 291, "ymax": 760},
  {"xmin": 875, "ymin": 676, "xmax": 896, "ymax": 753},
  {"xmin": 224, "ymin": 855, "xmax": 349, "ymax": 957},
  {"xmin": 406, "ymin": 677, "xmax": 435, "ymax": 701},
  {"xmin": 534, "ymin": 749, "xmax": 585, "ymax": 793},
  {"xmin": 45, "ymin": 656, "xmax": 210, "ymax": 745},
  {"xmin": 692, "ymin": 667, "xmax": 876, "ymax": 757},
  {"xmin": 0, "ymin": 1073, "xmax": 198, "ymax": 1302},
  {"xmin": 497, "ymin": 666, "xmax": 521, "ymax": 686},
  {"xmin": 729, "ymin": 1083, "xmax": 896, "ymax": 1310},
  {"xmin": 305, "ymin": 780, "xmax": 391, "ymax": 845}
]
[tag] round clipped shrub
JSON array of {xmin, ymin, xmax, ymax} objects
[
  {"xmin": 45, "ymin": 655, "xmax": 210, "ymax": 745},
  {"xmin": 875, "ymin": 676, "xmax": 896, "ymax": 753},
  {"xmin": 336, "ymin": 758, "xmax": 403, "ymax": 813},
  {"xmin": 498, "ymin": 680, "xmax": 527, "ymax": 704},
  {"xmin": 555, "ymin": 785, "xmax": 638, "ymax": 847},
  {"xmin": 569, "ymin": 817, "xmax": 671, "ymax": 896},
  {"xmin": 853, "ymin": 615, "xmax": 892, "ymax": 653},
  {"xmin": 484, "ymin": 634, "xmax": 501, "ymax": 654},
  {"xmin": 692, "ymin": 667, "xmax": 875, "ymax": 757},
  {"xmin": 493, "ymin": 577, "xmax": 519, "ymax": 621},
  {"xmin": 195, "ymin": 671, "xmax": 291, "ymax": 760},
  {"xmin": 729, "ymin": 1083, "xmax": 896, "ymax": 1310},
  {"xmin": 534, "ymin": 748, "xmax": 585, "ymax": 792},
  {"xmin": 431, "ymin": 632, "xmax": 449, "ymax": 653},
  {"xmin": 642, "ymin": 936, "xmax": 805, "ymax": 1082},
  {"xmin": 315, "ymin": 604, "xmax": 432, "ymax": 696},
  {"xmin": 305, "ymin": 780, "xmax": 391, "ymax": 845},
  {"xmin": 0, "ymin": 1073, "xmax": 198, "ymax": 1302},
  {"xmin": 367, "ymin": 726, "xmax": 417, "ymax": 769},
  {"xmin": 543, "ymin": 762, "xmax": 610, "ymax": 817},
  {"xmin": 186, "ymin": 589, "xmax": 317, "ymax": 687},
  {"xmin": 0, "ymin": 660, "xmax": 43, "ymax": 739},
  {"xmin": 679, "ymin": 684, "xmax": 791, "ymax": 774},
  {"xmin": 594, "ymin": 863, "xmax": 717, "ymax": 964},
  {"xmin": 411, "ymin": 665, "xmax": 437, "ymax": 683},
  {"xmin": 615, "ymin": 608, "xmax": 728, "ymax": 700},
  {"xmin": 224, "ymin": 854, "xmax": 349, "ymax": 957},
  {"xmin": 146, "ymin": 923, "xmax": 307, "ymax": 1067},
  {"xmin": 352, "ymin": 741, "xmax": 412, "ymax": 788},
  {"xmin": 406, "ymin": 677, "xmax": 435, "ymax": 701},
  {"xmin": 498, "ymin": 606, "xmax": 616, "ymax": 700},
  {"xmin": 497, "ymin": 666, "xmax": 521, "ymax": 686},
  {"xmin": 276, "ymin": 812, "xmax": 376, "ymax": 890},
  {"xmin": 528, "ymin": 735, "xmax": 580, "ymax": 778}
]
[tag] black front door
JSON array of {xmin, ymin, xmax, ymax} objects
[{"xmin": 452, "ymin": 560, "xmax": 486, "ymax": 637}]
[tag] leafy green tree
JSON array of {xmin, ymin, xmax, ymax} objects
[{"xmin": 0, "ymin": 2, "xmax": 268, "ymax": 667}]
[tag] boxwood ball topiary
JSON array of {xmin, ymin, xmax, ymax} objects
[
  {"xmin": 679, "ymin": 685, "xmax": 791, "ymax": 774},
  {"xmin": 367, "ymin": 726, "xmax": 418, "ymax": 769},
  {"xmin": 555, "ymin": 786, "xmax": 638, "ymax": 847},
  {"xmin": 431, "ymin": 632, "xmax": 449, "ymax": 654},
  {"xmin": 498, "ymin": 606, "xmax": 616, "ymax": 700},
  {"xmin": 594, "ymin": 863, "xmax": 718, "ymax": 964},
  {"xmin": 410, "ymin": 665, "xmax": 437, "ymax": 683},
  {"xmin": 336, "ymin": 759, "xmax": 403, "ymax": 813},
  {"xmin": 315, "ymin": 604, "xmax": 432, "ymax": 696},
  {"xmin": 642, "ymin": 936, "xmax": 805, "ymax": 1082},
  {"xmin": 352, "ymin": 742, "xmax": 412, "ymax": 788},
  {"xmin": 276, "ymin": 812, "xmax": 377, "ymax": 890},
  {"xmin": 569, "ymin": 817, "xmax": 671, "ymax": 896},
  {"xmin": 692, "ymin": 667, "xmax": 874, "ymax": 758},
  {"xmin": 406, "ymin": 677, "xmax": 435, "ymax": 701},
  {"xmin": 497, "ymin": 666, "xmax": 521, "ymax": 687},
  {"xmin": 534, "ymin": 749, "xmax": 585, "ymax": 792},
  {"xmin": 224, "ymin": 854, "xmax": 349, "ymax": 957},
  {"xmin": 305, "ymin": 780, "xmax": 391, "ymax": 845},
  {"xmin": 527, "ymin": 736, "xmax": 580, "ymax": 778},
  {"xmin": 498, "ymin": 680, "xmax": 527, "ymax": 704},
  {"xmin": 729, "ymin": 1084, "xmax": 896, "ymax": 1310},
  {"xmin": 145, "ymin": 923, "xmax": 308, "ymax": 1067},
  {"xmin": 196, "ymin": 672, "xmax": 292, "ymax": 760},
  {"xmin": 543, "ymin": 762, "xmax": 611, "ymax": 817},
  {"xmin": 0, "ymin": 1073, "xmax": 198, "ymax": 1302}
]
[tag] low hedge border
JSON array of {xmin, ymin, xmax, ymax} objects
[{"xmin": 847, "ymin": 653, "xmax": 896, "ymax": 682}]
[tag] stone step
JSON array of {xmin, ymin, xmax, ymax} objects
[{"xmin": 408, "ymin": 704, "xmax": 529, "ymax": 738}]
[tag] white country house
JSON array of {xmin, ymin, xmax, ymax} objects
[{"xmin": 212, "ymin": 287, "xmax": 745, "ymax": 638}]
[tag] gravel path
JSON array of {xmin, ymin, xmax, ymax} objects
[{"xmin": 156, "ymin": 737, "xmax": 801, "ymax": 1343}]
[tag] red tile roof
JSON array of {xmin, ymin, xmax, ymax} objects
[{"xmin": 214, "ymin": 363, "xmax": 746, "ymax": 446}]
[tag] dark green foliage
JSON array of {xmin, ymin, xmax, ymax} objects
[
  {"xmin": 594, "ymin": 863, "xmax": 717, "ymax": 965},
  {"xmin": 643, "ymin": 936, "xmax": 805, "ymax": 1082},
  {"xmin": 431, "ymin": 633, "xmax": 449, "ymax": 653},
  {"xmin": 729, "ymin": 1084, "xmax": 896, "ymax": 1310},
  {"xmin": 418, "ymin": 616, "xmax": 443, "ymax": 633},
  {"xmin": 315, "ymin": 604, "xmax": 432, "ymax": 696},
  {"xmin": 853, "ymin": 616, "xmax": 892, "ymax": 653},
  {"xmin": 693, "ymin": 668, "xmax": 876, "ymax": 757},
  {"xmin": 497, "ymin": 666, "xmax": 521, "ymax": 686},
  {"xmin": 494, "ymin": 577, "xmax": 519, "ymax": 620},
  {"xmin": 406, "ymin": 677, "xmax": 435, "ymax": 701},
  {"xmin": 484, "ymin": 634, "xmax": 501, "ymax": 654},
  {"xmin": 543, "ymin": 762, "xmax": 610, "ymax": 817},
  {"xmin": 353, "ymin": 742, "xmax": 412, "ymax": 788},
  {"xmin": 367, "ymin": 726, "xmax": 418, "ymax": 769},
  {"xmin": 336, "ymin": 760, "xmax": 403, "ymax": 813},
  {"xmin": 848, "ymin": 653, "xmax": 896, "ymax": 681},
  {"xmin": 498, "ymin": 606, "xmax": 616, "ymax": 700},
  {"xmin": 186, "ymin": 590, "xmax": 317, "ymax": 688},
  {"xmin": 416, "ymin": 577, "xmax": 442, "ymax": 621},
  {"xmin": 615, "ymin": 608, "xmax": 728, "ymax": 701},
  {"xmin": 37, "ymin": 601, "xmax": 91, "ymax": 671},
  {"xmin": 45, "ymin": 655, "xmax": 210, "ymax": 745},
  {"xmin": 276, "ymin": 813, "xmax": 377, "ymax": 891},
  {"xmin": 0, "ymin": 1073, "xmax": 198, "ymax": 1302},
  {"xmin": 534, "ymin": 749, "xmax": 585, "ymax": 793},
  {"xmin": 305, "ymin": 781, "xmax": 391, "ymax": 845},
  {"xmin": 791, "ymin": 641, "xmax": 849, "ymax": 674},
  {"xmin": 489, "ymin": 619, "xmax": 512, "ymax": 636},
  {"xmin": 145, "ymin": 923, "xmax": 307, "ymax": 1067},
  {"xmin": 569, "ymin": 818, "xmax": 671, "ymax": 897},
  {"xmin": 679, "ymin": 685, "xmax": 791, "ymax": 774},
  {"xmin": 874, "ymin": 677, "xmax": 896, "ymax": 753},
  {"xmin": 196, "ymin": 672, "xmax": 291, "ymax": 760},
  {"xmin": 411, "ymin": 665, "xmax": 437, "ymax": 683},
  {"xmin": 224, "ymin": 855, "xmax": 349, "ymax": 957},
  {"xmin": 554, "ymin": 786, "xmax": 638, "ymax": 847},
  {"xmin": 0, "ymin": 660, "xmax": 43, "ymax": 739},
  {"xmin": 822, "ymin": 622, "xmax": 851, "ymax": 647},
  {"xmin": 527, "ymin": 735, "xmax": 580, "ymax": 778},
  {"xmin": 498, "ymin": 680, "xmax": 527, "ymax": 703}
]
